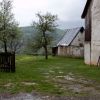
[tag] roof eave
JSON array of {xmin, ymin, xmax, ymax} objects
[
  {"xmin": 69, "ymin": 27, "xmax": 84, "ymax": 45},
  {"xmin": 57, "ymin": 27, "xmax": 84, "ymax": 47},
  {"xmin": 81, "ymin": 0, "xmax": 92, "ymax": 18}
]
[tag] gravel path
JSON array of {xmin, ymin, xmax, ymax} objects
[
  {"xmin": 1, "ymin": 73, "xmax": 100, "ymax": 100},
  {"xmin": 0, "ymin": 93, "xmax": 100, "ymax": 100},
  {"xmin": 0, "ymin": 93, "xmax": 42, "ymax": 100}
]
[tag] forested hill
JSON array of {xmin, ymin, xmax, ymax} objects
[
  {"xmin": 20, "ymin": 26, "xmax": 65, "ymax": 46},
  {"xmin": 20, "ymin": 26, "xmax": 35, "ymax": 36}
]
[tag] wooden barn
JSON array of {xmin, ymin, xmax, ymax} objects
[
  {"xmin": 82, "ymin": 0, "xmax": 100, "ymax": 65},
  {"xmin": 52, "ymin": 27, "xmax": 84, "ymax": 57}
]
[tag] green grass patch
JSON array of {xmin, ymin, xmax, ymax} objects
[{"xmin": 0, "ymin": 55, "xmax": 100, "ymax": 95}]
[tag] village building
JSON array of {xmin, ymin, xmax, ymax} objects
[
  {"xmin": 52, "ymin": 27, "xmax": 84, "ymax": 57},
  {"xmin": 82, "ymin": 0, "xmax": 100, "ymax": 65}
]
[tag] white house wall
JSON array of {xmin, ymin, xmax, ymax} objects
[
  {"xmin": 84, "ymin": 42, "xmax": 91, "ymax": 65},
  {"xmin": 71, "ymin": 31, "xmax": 84, "ymax": 47},
  {"xmin": 70, "ymin": 31, "xmax": 84, "ymax": 57},
  {"xmin": 91, "ymin": 0, "xmax": 100, "ymax": 65},
  {"xmin": 84, "ymin": 2, "xmax": 92, "ymax": 65}
]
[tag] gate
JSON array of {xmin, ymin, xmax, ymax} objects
[{"xmin": 0, "ymin": 52, "xmax": 15, "ymax": 72}]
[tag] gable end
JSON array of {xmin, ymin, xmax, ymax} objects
[{"xmin": 81, "ymin": 0, "xmax": 92, "ymax": 18}]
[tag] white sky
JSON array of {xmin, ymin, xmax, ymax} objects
[{"xmin": 11, "ymin": 0, "xmax": 87, "ymax": 28}]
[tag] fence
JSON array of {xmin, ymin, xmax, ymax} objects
[{"xmin": 0, "ymin": 52, "xmax": 15, "ymax": 72}]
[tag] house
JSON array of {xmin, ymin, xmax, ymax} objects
[
  {"xmin": 52, "ymin": 27, "xmax": 84, "ymax": 57},
  {"xmin": 82, "ymin": 0, "xmax": 100, "ymax": 65}
]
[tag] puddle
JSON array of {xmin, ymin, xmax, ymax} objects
[
  {"xmin": 49, "ymin": 70, "xmax": 55, "ymax": 73},
  {"xmin": 1, "ymin": 72, "xmax": 100, "ymax": 98},
  {"xmin": 43, "ymin": 73, "xmax": 49, "ymax": 75},
  {"xmin": 21, "ymin": 82, "xmax": 36, "ymax": 86},
  {"xmin": 58, "ymin": 71, "xmax": 63, "ymax": 74},
  {"xmin": 56, "ymin": 76, "xmax": 64, "ymax": 78},
  {"xmin": 0, "ymin": 93, "xmax": 42, "ymax": 100},
  {"xmin": 64, "ymin": 75, "xmax": 74, "ymax": 81},
  {"xmin": 1, "ymin": 92, "xmax": 100, "ymax": 100},
  {"xmin": 82, "ymin": 87, "xmax": 100, "ymax": 95},
  {"xmin": 4, "ymin": 83, "xmax": 13, "ymax": 87},
  {"xmin": 45, "ymin": 76, "xmax": 50, "ymax": 78},
  {"xmin": 56, "ymin": 74, "xmax": 74, "ymax": 81},
  {"xmin": 67, "ymin": 84, "xmax": 100, "ymax": 95},
  {"xmin": 55, "ymin": 67, "xmax": 60, "ymax": 69},
  {"xmin": 68, "ymin": 84, "xmax": 84, "ymax": 93},
  {"xmin": 53, "ymin": 72, "xmax": 100, "ymax": 95},
  {"xmin": 41, "ymin": 96, "xmax": 50, "ymax": 99}
]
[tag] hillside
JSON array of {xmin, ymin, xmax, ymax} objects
[
  {"xmin": 20, "ymin": 26, "xmax": 65, "ymax": 46},
  {"xmin": 19, "ymin": 26, "xmax": 65, "ymax": 54}
]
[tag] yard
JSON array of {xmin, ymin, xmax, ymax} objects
[{"xmin": 0, "ymin": 55, "xmax": 100, "ymax": 99}]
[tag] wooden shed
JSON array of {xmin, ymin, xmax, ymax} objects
[{"xmin": 53, "ymin": 27, "xmax": 84, "ymax": 57}]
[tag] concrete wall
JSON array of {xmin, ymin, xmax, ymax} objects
[
  {"xmin": 84, "ymin": 0, "xmax": 100, "ymax": 65},
  {"xmin": 91, "ymin": 0, "xmax": 100, "ymax": 65},
  {"xmin": 58, "ymin": 46, "xmax": 64, "ymax": 56},
  {"xmin": 84, "ymin": 0, "xmax": 92, "ymax": 65},
  {"xmin": 84, "ymin": 42, "xmax": 91, "ymax": 65},
  {"xmin": 58, "ymin": 46, "xmax": 84, "ymax": 57}
]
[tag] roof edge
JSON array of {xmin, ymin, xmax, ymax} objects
[
  {"xmin": 81, "ymin": 0, "xmax": 92, "ymax": 18},
  {"xmin": 69, "ymin": 27, "xmax": 84, "ymax": 46},
  {"xmin": 57, "ymin": 27, "xmax": 84, "ymax": 46}
]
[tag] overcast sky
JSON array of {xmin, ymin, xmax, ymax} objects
[{"xmin": 11, "ymin": 0, "xmax": 87, "ymax": 29}]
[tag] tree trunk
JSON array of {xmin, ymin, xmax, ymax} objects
[
  {"xmin": 4, "ymin": 41, "xmax": 7, "ymax": 53},
  {"xmin": 44, "ymin": 45, "xmax": 48, "ymax": 59},
  {"xmin": 43, "ymin": 32, "xmax": 48, "ymax": 59}
]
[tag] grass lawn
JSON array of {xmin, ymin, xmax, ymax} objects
[{"xmin": 0, "ymin": 55, "xmax": 100, "ymax": 96}]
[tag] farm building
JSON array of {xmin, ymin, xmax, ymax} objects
[
  {"xmin": 52, "ymin": 27, "xmax": 84, "ymax": 57},
  {"xmin": 82, "ymin": 0, "xmax": 100, "ymax": 65}
]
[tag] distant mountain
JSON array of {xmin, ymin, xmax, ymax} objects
[
  {"xmin": 20, "ymin": 26, "xmax": 65, "ymax": 54},
  {"xmin": 57, "ymin": 20, "xmax": 84, "ymax": 29},
  {"xmin": 20, "ymin": 26, "xmax": 35, "ymax": 37},
  {"xmin": 20, "ymin": 26, "xmax": 65, "ymax": 46},
  {"xmin": 18, "ymin": 19, "xmax": 85, "ymax": 54}
]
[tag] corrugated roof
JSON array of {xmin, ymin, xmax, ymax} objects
[{"xmin": 57, "ymin": 27, "xmax": 83, "ymax": 46}]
